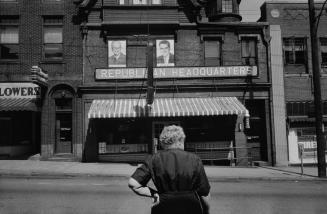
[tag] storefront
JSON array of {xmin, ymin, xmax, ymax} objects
[
  {"xmin": 288, "ymin": 117, "xmax": 327, "ymax": 165},
  {"xmin": 82, "ymin": 83, "xmax": 255, "ymax": 166},
  {"xmin": 0, "ymin": 82, "xmax": 41, "ymax": 158}
]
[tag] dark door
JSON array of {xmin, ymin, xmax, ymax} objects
[
  {"xmin": 245, "ymin": 100, "xmax": 268, "ymax": 161},
  {"xmin": 0, "ymin": 118, "xmax": 12, "ymax": 147},
  {"xmin": 55, "ymin": 98, "xmax": 72, "ymax": 154},
  {"xmin": 55, "ymin": 113, "xmax": 72, "ymax": 153}
]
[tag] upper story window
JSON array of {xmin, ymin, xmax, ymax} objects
[
  {"xmin": 119, "ymin": 0, "xmax": 161, "ymax": 5},
  {"xmin": 222, "ymin": 0, "xmax": 233, "ymax": 13},
  {"xmin": 0, "ymin": 16, "xmax": 19, "ymax": 60},
  {"xmin": 320, "ymin": 38, "xmax": 327, "ymax": 67},
  {"xmin": 204, "ymin": 39, "xmax": 221, "ymax": 66},
  {"xmin": 283, "ymin": 38, "xmax": 307, "ymax": 65},
  {"xmin": 43, "ymin": 16, "xmax": 63, "ymax": 60},
  {"xmin": 241, "ymin": 37, "xmax": 257, "ymax": 66},
  {"xmin": 128, "ymin": 44, "xmax": 147, "ymax": 67}
]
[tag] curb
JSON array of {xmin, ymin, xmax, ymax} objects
[
  {"xmin": 1, "ymin": 171, "xmax": 325, "ymax": 182},
  {"xmin": 258, "ymin": 166, "xmax": 325, "ymax": 178},
  {"xmin": 0, "ymin": 171, "xmax": 130, "ymax": 179}
]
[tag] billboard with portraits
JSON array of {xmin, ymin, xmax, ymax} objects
[
  {"xmin": 156, "ymin": 39, "xmax": 174, "ymax": 67},
  {"xmin": 108, "ymin": 40, "xmax": 126, "ymax": 68}
]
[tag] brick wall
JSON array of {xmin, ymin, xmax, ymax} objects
[
  {"xmin": 84, "ymin": 28, "xmax": 269, "ymax": 85},
  {"xmin": 263, "ymin": 2, "xmax": 327, "ymax": 101},
  {"xmin": 0, "ymin": 0, "xmax": 83, "ymax": 158}
]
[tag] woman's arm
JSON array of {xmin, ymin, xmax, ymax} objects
[
  {"xmin": 128, "ymin": 177, "xmax": 160, "ymax": 206},
  {"xmin": 201, "ymin": 193, "xmax": 210, "ymax": 213},
  {"xmin": 128, "ymin": 177, "xmax": 152, "ymax": 197}
]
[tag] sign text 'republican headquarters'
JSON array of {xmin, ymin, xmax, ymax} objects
[{"xmin": 95, "ymin": 66, "xmax": 258, "ymax": 80}]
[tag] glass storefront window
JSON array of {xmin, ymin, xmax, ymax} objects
[{"xmin": 97, "ymin": 119, "xmax": 149, "ymax": 154}]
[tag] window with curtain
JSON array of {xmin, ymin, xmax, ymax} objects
[
  {"xmin": 0, "ymin": 16, "xmax": 19, "ymax": 60},
  {"xmin": 222, "ymin": 0, "xmax": 233, "ymax": 13},
  {"xmin": 241, "ymin": 37, "xmax": 257, "ymax": 66},
  {"xmin": 320, "ymin": 38, "xmax": 327, "ymax": 67},
  {"xmin": 43, "ymin": 16, "xmax": 63, "ymax": 60},
  {"xmin": 283, "ymin": 38, "xmax": 307, "ymax": 65},
  {"xmin": 119, "ymin": 0, "xmax": 161, "ymax": 5},
  {"xmin": 204, "ymin": 39, "xmax": 221, "ymax": 66}
]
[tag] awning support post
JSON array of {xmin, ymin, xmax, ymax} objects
[{"xmin": 235, "ymin": 115, "xmax": 248, "ymax": 166}]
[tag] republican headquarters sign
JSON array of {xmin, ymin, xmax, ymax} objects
[
  {"xmin": 95, "ymin": 66, "xmax": 258, "ymax": 80},
  {"xmin": 0, "ymin": 83, "xmax": 41, "ymax": 99}
]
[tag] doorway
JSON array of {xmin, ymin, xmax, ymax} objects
[{"xmin": 55, "ymin": 98, "xmax": 72, "ymax": 154}]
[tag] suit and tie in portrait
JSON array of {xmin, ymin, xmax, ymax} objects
[
  {"xmin": 108, "ymin": 40, "xmax": 126, "ymax": 67},
  {"xmin": 156, "ymin": 40, "xmax": 175, "ymax": 67}
]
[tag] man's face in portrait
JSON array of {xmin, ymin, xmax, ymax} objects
[
  {"xmin": 159, "ymin": 42, "xmax": 170, "ymax": 57},
  {"xmin": 112, "ymin": 41, "xmax": 122, "ymax": 57}
]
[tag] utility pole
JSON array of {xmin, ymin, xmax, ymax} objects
[
  {"xmin": 146, "ymin": 41, "xmax": 154, "ymax": 107},
  {"xmin": 308, "ymin": 0, "xmax": 326, "ymax": 177}
]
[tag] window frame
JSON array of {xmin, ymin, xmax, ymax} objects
[
  {"xmin": 240, "ymin": 36, "xmax": 258, "ymax": 66},
  {"xmin": 42, "ymin": 16, "xmax": 63, "ymax": 61},
  {"xmin": 0, "ymin": 16, "xmax": 19, "ymax": 60},
  {"xmin": 320, "ymin": 37, "xmax": 327, "ymax": 67},
  {"xmin": 204, "ymin": 38, "xmax": 222, "ymax": 67},
  {"xmin": 283, "ymin": 37, "xmax": 307, "ymax": 66},
  {"xmin": 127, "ymin": 43, "xmax": 147, "ymax": 68},
  {"xmin": 222, "ymin": 0, "xmax": 233, "ymax": 13}
]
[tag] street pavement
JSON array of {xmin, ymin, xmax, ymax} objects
[
  {"xmin": 0, "ymin": 160, "xmax": 326, "ymax": 181},
  {"xmin": 1, "ymin": 177, "xmax": 327, "ymax": 214}
]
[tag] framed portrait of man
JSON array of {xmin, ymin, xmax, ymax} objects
[
  {"xmin": 156, "ymin": 39, "xmax": 175, "ymax": 67},
  {"xmin": 108, "ymin": 40, "xmax": 126, "ymax": 68}
]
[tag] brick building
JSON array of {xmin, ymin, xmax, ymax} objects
[
  {"xmin": 0, "ymin": 0, "xmax": 82, "ymax": 159},
  {"xmin": 76, "ymin": 0, "xmax": 275, "ymax": 165},
  {"xmin": 260, "ymin": 0, "xmax": 327, "ymax": 165}
]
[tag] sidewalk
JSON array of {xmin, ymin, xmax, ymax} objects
[{"xmin": 0, "ymin": 160, "xmax": 326, "ymax": 181}]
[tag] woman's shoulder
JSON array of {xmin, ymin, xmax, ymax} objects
[{"xmin": 158, "ymin": 149, "xmax": 201, "ymax": 161}]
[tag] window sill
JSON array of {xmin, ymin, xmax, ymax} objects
[
  {"xmin": 0, "ymin": 2, "xmax": 18, "ymax": 4},
  {"xmin": 285, "ymin": 73, "xmax": 309, "ymax": 77},
  {"xmin": 40, "ymin": 60, "xmax": 65, "ymax": 64},
  {"xmin": 42, "ymin": 2, "xmax": 62, "ymax": 4},
  {"xmin": 106, "ymin": 5, "xmax": 177, "ymax": 9},
  {"xmin": 285, "ymin": 64, "xmax": 306, "ymax": 66},
  {"xmin": 0, "ymin": 60, "xmax": 20, "ymax": 64}
]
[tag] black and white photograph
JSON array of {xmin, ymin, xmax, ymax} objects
[
  {"xmin": 1, "ymin": 0, "xmax": 327, "ymax": 214},
  {"xmin": 108, "ymin": 40, "xmax": 126, "ymax": 67},
  {"xmin": 156, "ymin": 39, "xmax": 175, "ymax": 67}
]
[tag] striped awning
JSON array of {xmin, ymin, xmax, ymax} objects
[
  {"xmin": 0, "ymin": 98, "xmax": 40, "ymax": 112},
  {"xmin": 88, "ymin": 97, "xmax": 249, "ymax": 119}
]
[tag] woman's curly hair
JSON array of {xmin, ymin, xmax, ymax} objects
[{"xmin": 159, "ymin": 125, "xmax": 185, "ymax": 149}]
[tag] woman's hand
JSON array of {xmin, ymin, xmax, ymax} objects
[{"xmin": 151, "ymin": 193, "xmax": 160, "ymax": 207}]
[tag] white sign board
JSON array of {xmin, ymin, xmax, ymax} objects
[{"xmin": 0, "ymin": 83, "xmax": 41, "ymax": 99}]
